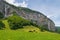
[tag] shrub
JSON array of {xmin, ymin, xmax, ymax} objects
[
  {"xmin": 10, "ymin": 22, "xmax": 23, "ymax": 30},
  {"xmin": 40, "ymin": 24, "xmax": 49, "ymax": 32},
  {"xmin": 7, "ymin": 15, "xmax": 35, "ymax": 30},
  {"xmin": 0, "ymin": 21, "xmax": 5, "ymax": 29},
  {"xmin": 40, "ymin": 25, "xmax": 44, "ymax": 32},
  {"xmin": 0, "ymin": 12, "xmax": 4, "ymax": 19}
]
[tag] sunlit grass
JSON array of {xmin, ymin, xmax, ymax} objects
[
  {"xmin": 0, "ymin": 29, "xmax": 60, "ymax": 40},
  {"xmin": 0, "ymin": 20, "xmax": 60, "ymax": 40}
]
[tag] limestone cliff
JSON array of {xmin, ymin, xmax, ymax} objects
[{"xmin": 0, "ymin": 0, "xmax": 55, "ymax": 31}]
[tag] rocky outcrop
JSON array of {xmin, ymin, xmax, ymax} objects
[{"xmin": 0, "ymin": 0, "xmax": 55, "ymax": 31}]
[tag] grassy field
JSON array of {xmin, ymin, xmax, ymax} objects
[
  {"xmin": 0, "ymin": 20, "xmax": 60, "ymax": 40},
  {"xmin": 0, "ymin": 30, "xmax": 60, "ymax": 40}
]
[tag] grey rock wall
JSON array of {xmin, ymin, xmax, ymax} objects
[{"xmin": 0, "ymin": 0, "xmax": 56, "ymax": 31}]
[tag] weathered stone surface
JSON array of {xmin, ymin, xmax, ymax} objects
[{"xmin": 0, "ymin": 0, "xmax": 56, "ymax": 31}]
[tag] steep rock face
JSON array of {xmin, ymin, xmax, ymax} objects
[{"xmin": 0, "ymin": 0, "xmax": 55, "ymax": 31}]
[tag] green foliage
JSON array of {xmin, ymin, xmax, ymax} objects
[
  {"xmin": 55, "ymin": 27, "xmax": 60, "ymax": 33},
  {"xmin": 12, "ymin": 11, "xmax": 18, "ymax": 16},
  {"xmin": 40, "ymin": 24, "xmax": 49, "ymax": 32},
  {"xmin": 21, "ymin": 7, "xmax": 33, "ymax": 12},
  {"xmin": 0, "ymin": 21, "xmax": 5, "ymax": 29},
  {"xmin": 0, "ymin": 12, "xmax": 4, "ymax": 19},
  {"xmin": 19, "ymin": 7, "xmax": 38, "ymax": 13},
  {"xmin": 40, "ymin": 25, "xmax": 44, "ymax": 32},
  {"xmin": 7, "ymin": 15, "xmax": 36, "ymax": 30}
]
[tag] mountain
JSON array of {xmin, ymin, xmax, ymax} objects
[
  {"xmin": 0, "ymin": 0, "xmax": 60, "ymax": 40},
  {"xmin": 0, "ymin": 0, "xmax": 55, "ymax": 31}
]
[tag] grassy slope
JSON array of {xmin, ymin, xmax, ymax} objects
[
  {"xmin": 0, "ymin": 30, "xmax": 60, "ymax": 40},
  {"xmin": 2, "ymin": 20, "xmax": 10, "ymax": 30},
  {"xmin": 0, "ymin": 20, "xmax": 60, "ymax": 40}
]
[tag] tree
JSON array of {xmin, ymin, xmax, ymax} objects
[
  {"xmin": 0, "ymin": 21, "xmax": 5, "ymax": 29},
  {"xmin": 0, "ymin": 12, "xmax": 4, "ymax": 19}
]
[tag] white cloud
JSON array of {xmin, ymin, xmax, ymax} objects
[
  {"xmin": 5, "ymin": 0, "xmax": 15, "ymax": 4},
  {"xmin": 5, "ymin": 0, "xmax": 28, "ymax": 7},
  {"xmin": 19, "ymin": 1, "xmax": 28, "ymax": 7}
]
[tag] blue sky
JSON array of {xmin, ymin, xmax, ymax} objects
[{"xmin": 5, "ymin": 0, "xmax": 60, "ymax": 26}]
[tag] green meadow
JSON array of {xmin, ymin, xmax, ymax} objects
[
  {"xmin": 0, "ymin": 20, "xmax": 60, "ymax": 40},
  {"xmin": 0, "ymin": 15, "xmax": 59, "ymax": 40},
  {"xmin": 0, "ymin": 29, "xmax": 60, "ymax": 40}
]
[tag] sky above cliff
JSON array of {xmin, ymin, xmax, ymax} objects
[{"xmin": 5, "ymin": 0, "xmax": 60, "ymax": 26}]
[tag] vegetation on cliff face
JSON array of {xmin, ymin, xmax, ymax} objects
[{"xmin": 19, "ymin": 7, "xmax": 36, "ymax": 13}]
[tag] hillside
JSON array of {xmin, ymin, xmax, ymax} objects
[
  {"xmin": 0, "ymin": 0, "xmax": 58, "ymax": 40},
  {"xmin": 0, "ymin": 14, "xmax": 59, "ymax": 40},
  {"xmin": 0, "ymin": 29, "xmax": 60, "ymax": 40},
  {"xmin": 0, "ymin": 19, "xmax": 60, "ymax": 40},
  {"xmin": 0, "ymin": 15, "xmax": 59, "ymax": 40}
]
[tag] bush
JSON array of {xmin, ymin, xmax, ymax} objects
[
  {"xmin": 40, "ymin": 25, "xmax": 44, "ymax": 32},
  {"xmin": 0, "ymin": 12, "xmax": 4, "ymax": 19},
  {"xmin": 10, "ymin": 22, "xmax": 23, "ymax": 30},
  {"xmin": 0, "ymin": 21, "xmax": 5, "ymax": 29},
  {"xmin": 40, "ymin": 24, "xmax": 49, "ymax": 32},
  {"xmin": 7, "ymin": 15, "xmax": 22, "ymax": 30},
  {"xmin": 7, "ymin": 15, "xmax": 35, "ymax": 30}
]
